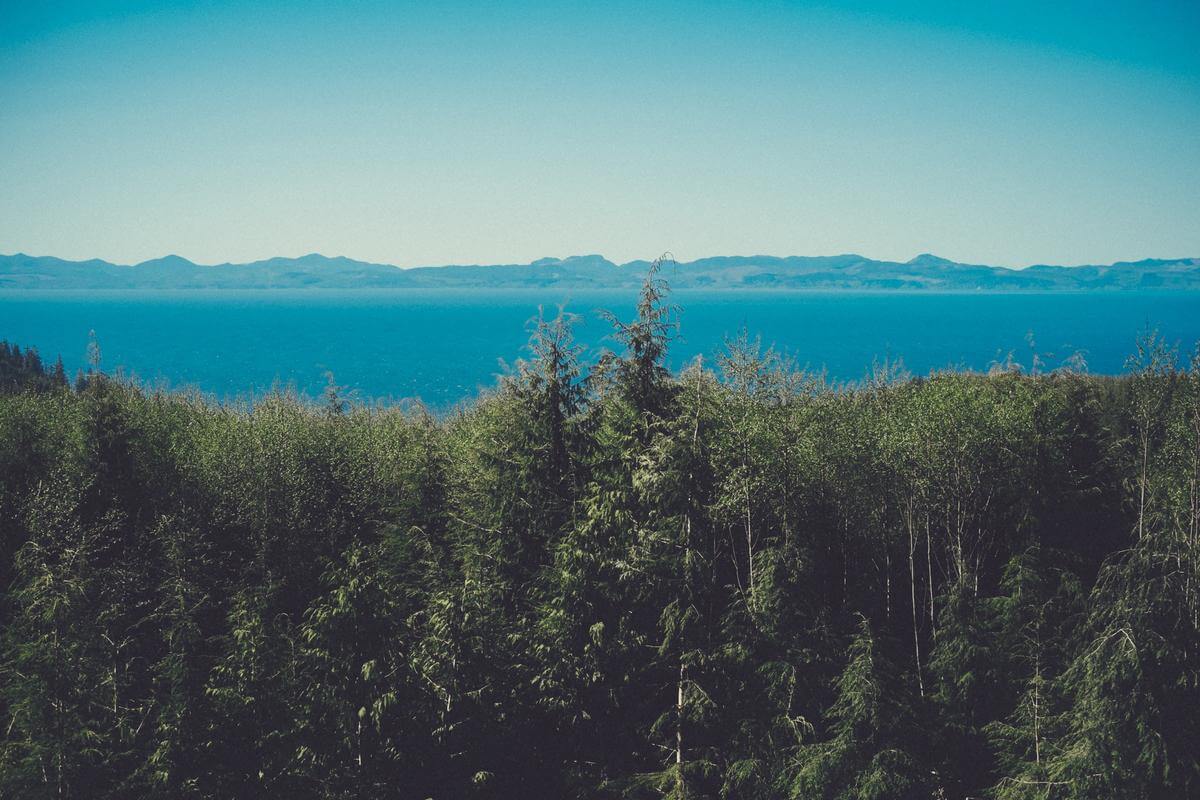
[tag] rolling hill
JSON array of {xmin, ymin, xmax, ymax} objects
[{"xmin": 2, "ymin": 252, "xmax": 1198, "ymax": 291}]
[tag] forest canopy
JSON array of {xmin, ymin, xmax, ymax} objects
[{"xmin": 1, "ymin": 269, "xmax": 1199, "ymax": 799}]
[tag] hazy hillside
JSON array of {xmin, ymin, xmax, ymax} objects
[{"xmin": 3, "ymin": 252, "xmax": 1199, "ymax": 291}]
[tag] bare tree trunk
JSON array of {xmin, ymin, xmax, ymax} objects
[
  {"xmin": 1139, "ymin": 430, "xmax": 1149, "ymax": 540},
  {"xmin": 744, "ymin": 473, "xmax": 754, "ymax": 597},
  {"xmin": 906, "ymin": 499, "xmax": 925, "ymax": 697},
  {"xmin": 1191, "ymin": 411, "xmax": 1200, "ymax": 617},
  {"xmin": 926, "ymin": 514, "xmax": 936, "ymax": 641},
  {"xmin": 676, "ymin": 662, "xmax": 686, "ymax": 799},
  {"xmin": 885, "ymin": 545, "xmax": 892, "ymax": 622},
  {"xmin": 1033, "ymin": 649, "xmax": 1042, "ymax": 766},
  {"xmin": 675, "ymin": 368, "xmax": 701, "ymax": 799},
  {"xmin": 740, "ymin": 395, "xmax": 755, "ymax": 599}
]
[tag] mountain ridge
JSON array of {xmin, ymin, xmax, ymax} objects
[{"xmin": 2, "ymin": 252, "xmax": 1198, "ymax": 291}]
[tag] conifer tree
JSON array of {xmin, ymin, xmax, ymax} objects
[
  {"xmin": 1126, "ymin": 329, "xmax": 1178, "ymax": 541},
  {"xmin": 985, "ymin": 549, "xmax": 1080, "ymax": 800},
  {"xmin": 789, "ymin": 617, "xmax": 930, "ymax": 800},
  {"xmin": 601, "ymin": 255, "xmax": 678, "ymax": 423},
  {"xmin": 203, "ymin": 585, "xmax": 303, "ymax": 798},
  {"xmin": 295, "ymin": 537, "xmax": 410, "ymax": 797},
  {"xmin": 53, "ymin": 355, "xmax": 68, "ymax": 388},
  {"xmin": 144, "ymin": 513, "xmax": 217, "ymax": 799},
  {"xmin": 0, "ymin": 481, "xmax": 105, "ymax": 800},
  {"xmin": 534, "ymin": 261, "xmax": 679, "ymax": 794}
]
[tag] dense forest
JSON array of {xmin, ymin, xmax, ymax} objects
[{"xmin": 1, "ymin": 268, "xmax": 1199, "ymax": 799}]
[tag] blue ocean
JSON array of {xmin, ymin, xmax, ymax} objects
[{"xmin": 2, "ymin": 289, "xmax": 1198, "ymax": 409}]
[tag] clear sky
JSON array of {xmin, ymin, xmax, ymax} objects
[{"xmin": 1, "ymin": 0, "xmax": 1198, "ymax": 268}]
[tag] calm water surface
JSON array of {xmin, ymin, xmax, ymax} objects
[{"xmin": 2, "ymin": 289, "xmax": 1198, "ymax": 408}]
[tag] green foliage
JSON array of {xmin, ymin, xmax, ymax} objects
[
  {"xmin": 0, "ymin": 340, "xmax": 69, "ymax": 394},
  {"xmin": 1, "ymin": 306, "xmax": 1198, "ymax": 799},
  {"xmin": 789, "ymin": 617, "xmax": 929, "ymax": 800}
]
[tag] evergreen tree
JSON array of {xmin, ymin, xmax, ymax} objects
[
  {"xmin": 0, "ymin": 480, "xmax": 106, "ymax": 799},
  {"xmin": 294, "ymin": 537, "xmax": 410, "ymax": 797},
  {"xmin": 203, "ymin": 585, "xmax": 304, "ymax": 798},
  {"xmin": 789, "ymin": 617, "xmax": 931, "ymax": 800},
  {"xmin": 600, "ymin": 255, "xmax": 678, "ymax": 422},
  {"xmin": 143, "ymin": 514, "xmax": 218, "ymax": 799},
  {"xmin": 984, "ymin": 549, "xmax": 1081, "ymax": 800}
]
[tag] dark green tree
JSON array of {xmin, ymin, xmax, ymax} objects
[{"xmin": 789, "ymin": 617, "xmax": 931, "ymax": 800}]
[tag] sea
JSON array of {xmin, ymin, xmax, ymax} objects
[{"xmin": 2, "ymin": 289, "xmax": 1198, "ymax": 409}]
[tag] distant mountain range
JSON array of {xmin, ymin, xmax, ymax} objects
[{"xmin": 2, "ymin": 252, "xmax": 1199, "ymax": 291}]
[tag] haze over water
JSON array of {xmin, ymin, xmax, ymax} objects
[{"xmin": 3, "ymin": 289, "xmax": 1197, "ymax": 409}]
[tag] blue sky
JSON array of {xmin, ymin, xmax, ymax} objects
[{"xmin": 1, "ymin": 0, "xmax": 1198, "ymax": 267}]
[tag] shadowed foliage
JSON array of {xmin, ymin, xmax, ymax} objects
[{"xmin": 1, "ymin": 285, "xmax": 1199, "ymax": 800}]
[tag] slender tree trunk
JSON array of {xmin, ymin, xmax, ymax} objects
[
  {"xmin": 744, "ymin": 471, "xmax": 754, "ymax": 597},
  {"xmin": 926, "ymin": 515, "xmax": 936, "ymax": 641},
  {"xmin": 1033, "ymin": 649, "xmax": 1042, "ymax": 766},
  {"xmin": 53, "ymin": 622, "xmax": 66, "ymax": 799},
  {"xmin": 740, "ymin": 399, "xmax": 755, "ymax": 598},
  {"xmin": 676, "ymin": 662, "xmax": 686, "ymax": 799},
  {"xmin": 885, "ymin": 545, "xmax": 892, "ymax": 622},
  {"xmin": 1190, "ymin": 411, "xmax": 1200, "ymax": 616},
  {"xmin": 906, "ymin": 499, "xmax": 925, "ymax": 697},
  {"xmin": 1139, "ymin": 429, "xmax": 1149, "ymax": 540},
  {"xmin": 675, "ymin": 368, "xmax": 701, "ymax": 799}
]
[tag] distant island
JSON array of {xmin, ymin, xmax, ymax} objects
[{"xmin": 2, "ymin": 251, "xmax": 1199, "ymax": 291}]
